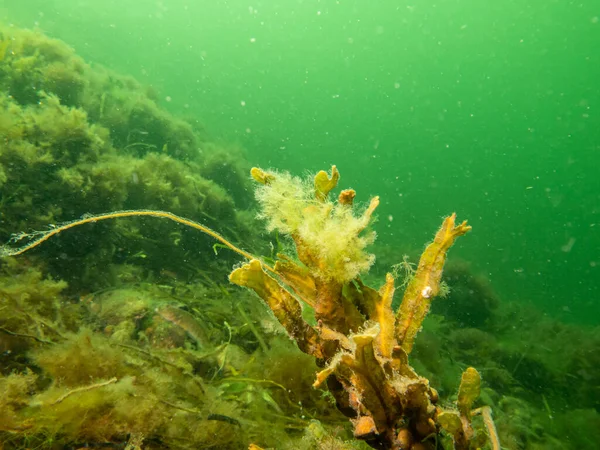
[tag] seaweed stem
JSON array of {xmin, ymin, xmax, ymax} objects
[
  {"xmin": 159, "ymin": 399, "xmax": 202, "ymax": 415},
  {"xmin": 51, "ymin": 377, "xmax": 118, "ymax": 405},
  {"xmin": 0, "ymin": 210, "xmax": 275, "ymax": 273},
  {"xmin": 0, "ymin": 326, "xmax": 54, "ymax": 345}
]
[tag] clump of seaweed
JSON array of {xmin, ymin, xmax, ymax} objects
[
  {"xmin": 1, "ymin": 165, "xmax": 499, "ymax": 450},
  {"xmin": 1, "ymin": 328, "xmax": 243, "ymax": 449},
  {"xmin": 0, "ymin": 260, "xmax": 354, "ymax": 449},
  {"xmin": 0, "ymin": 24, "xmax": 258, "ymax": 291},
  {"xmin": 0, "ymin": 257, "xmax": 73, "ymax": 366},
  {"xmin": 252, "ymin": 167, "xmax": 377, "ymax": 283}
]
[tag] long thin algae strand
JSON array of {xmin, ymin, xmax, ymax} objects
[
  {"xmin": 0, "ymin": 210, "xmax": 272, "ymax": 272},
  {"xmin": 1, "ymin": 210, "xmax": 322, "ymax": 308}
]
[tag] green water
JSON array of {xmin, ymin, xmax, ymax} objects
[{"xmin": 2, "ymin": 0, "xmax": 598, "ymax": 325}]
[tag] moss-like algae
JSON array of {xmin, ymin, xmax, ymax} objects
[
  {"xmin": 0, "ymin": 24, "xmax": 258, "ymax": 293},
  {"xmin": 0, "ymin": 267, "xmax": 358, "ymax": 449}
]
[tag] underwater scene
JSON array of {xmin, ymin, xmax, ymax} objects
[{"xmin": 0, "ymin": 1, "xmax": 598, "ymax": 449}]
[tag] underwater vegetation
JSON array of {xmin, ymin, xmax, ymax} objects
[
  {"xmin": 229, "ymin": 167, "xmax": 498, "ymax": 450},
  {"xmin": 1, "ymin": 23, "xmax": 599, "ymax": 450},
  {"xmin": 0, "ymin": 24, "xmax": 257, "ymax": 292},
  {"xmin": 0, "ymin": 257, "xmax": 359, "ymax": 450},
  {"xmin": 2, "ymin": 163, "xmax": 500, "ymax": 450}
]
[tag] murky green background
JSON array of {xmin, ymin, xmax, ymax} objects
[{"xmin": 2, "ymin": 0, "xmax": 598, "ymax": 324}]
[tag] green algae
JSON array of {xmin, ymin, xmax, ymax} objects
[{"xmin": 0, "ymin": 24, "xmax": 258, "ymax": 294}]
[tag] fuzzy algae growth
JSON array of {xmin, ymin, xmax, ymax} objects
[{"xmin": 2, "ymin": 165, "xmax": 498, "ymax": 450}]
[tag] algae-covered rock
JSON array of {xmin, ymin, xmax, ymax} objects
[
  {"xmin": 0, "ymin": 24, "xmax": 258, "ymax": 291},
  {"xmin": 0, "ymin": 27, "xmax": 86, "ymax": 106},
  {"xmin": 0, "ymin": 370, "xmax": 38, "ymax": 431}
]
